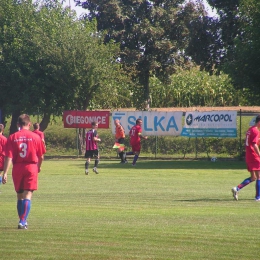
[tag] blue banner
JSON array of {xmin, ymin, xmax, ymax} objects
[
  {"xmin": 112, "ymin": 111, "xmax": 183, "ymax": 136},
  {"xmin": 181, "ymin": 111, "xmax": 237, "ymax": 138}
]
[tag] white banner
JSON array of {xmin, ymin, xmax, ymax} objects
[
  {"xmin": 181, "ymin": 111, "xmax": 237, "ymax": 138},
  {"xmin": 112, "ymin": 111, "xmax": 183, "ymax": 136}
]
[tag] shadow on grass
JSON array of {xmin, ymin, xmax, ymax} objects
[
  {"xmin": 175, "ymin": 198, "xmax": 254, "ymax": 202},
  {"xmin": 73, "ymin": 159, "xmax": 246, "ymax": 170}
]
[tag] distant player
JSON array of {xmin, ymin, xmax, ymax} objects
[
  {"xmin": 0, "ymin": 124, "xmax": 7, "ymax": 192},
  {"xmin": 2, "ymin": 114, "xmax": 46, "ymax": 229},
  {"xmin": 231, "ymin": 115, "xmax": 260, "ymax": 201},
  {"xmin": 125, "ymin": 118, "xmax": 147, "ymax": 166},
  {"xmin": 114, "ymin": 119, "xmax": 127, "ymax": 163},
  {"xmin": 85, "ymin": 121, "xmax": 101, "ymax": 175},
  {"xmin": 32, "ymin": 123, "xmax": 45, "ymax": 147}
]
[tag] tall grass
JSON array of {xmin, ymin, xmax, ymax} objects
[{"xmin": 0, "ymin": 159, "xmax": 258, "ymax": 260}]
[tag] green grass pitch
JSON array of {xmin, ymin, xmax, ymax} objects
[{"xmin": 0, "ymin": 159, "xmax": 258, "ymax": 260}]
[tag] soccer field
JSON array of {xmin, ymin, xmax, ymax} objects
[{"xmin": 0, "ymin": 159, "xmax": 258, "ymax": 260}]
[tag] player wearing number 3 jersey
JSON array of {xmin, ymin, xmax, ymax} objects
[{"xmin": 2, "ymin": 114, "xmax": 46, "ymax": 229}]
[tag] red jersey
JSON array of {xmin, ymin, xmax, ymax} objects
[
  {"xmin": 86, "ymin": 129, "xmax": 98, "ymax": 151},
  {"xmin": 5, "ymin": 129, "xmax": 46, "ymax": 164},
  {"xmin": 33, "ymin": 130, "xmax": 45, "ymax": 140},
  {"xmin": 245, "ymin": 126, "xmax": 260, "ymax": 163},
  {"xmin": 129, "ymin": 124, "xmax": 142, "ymax": 145},
  {"xmin": 0, "ymin": 134, "xmax": 7, "ymax": 170}
]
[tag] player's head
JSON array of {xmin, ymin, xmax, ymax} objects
[
  {"xmin": 255, "ymin": 115, "xmax": 260, "ymax": 125},
  {"xmin": 17, "ymin": 114, "xmax": 31, "ymax": 129},
  {"xmin": 114, "ymin": 119, "xmax": 120, "ymax": 126},
  {"xmin": 0, "ymin": 124, "xmax": 4, "ymax": 133},
  {"xmin": 91, "ymin": 121, "xmax": 98, "ymax": 129},
  {"xmin": 136, "ymin": 118, "xmax": 142, "ymax": 125},
  {"xmin": 33, "ymin": 123, "xmax": 40, "ymax": 130}
]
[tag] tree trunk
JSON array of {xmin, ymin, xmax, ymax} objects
[
  {"xmin": 39, "ymin": 112, "xmax": 51, "ymax": 132},
  {"xmin": 0, "ymin": 108, "xmax": 7, "ymax": 127},
  {"xmin": 139, "ymin": 69, "xmax": 150, "ymax": 110},
  {"xmin": 9, "ymin": 110, "xmax": 21, "ymax": 135},
  {"xmin": 78, "ymin": 128, "xmax": 85, "ymax": 156}
]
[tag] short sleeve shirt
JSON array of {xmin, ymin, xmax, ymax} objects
[
  {"xmin": 0, "ymin": 134, "xmax": 7, "ymax": 169},
  {"xmin": 115, "ymin": 125, "xmax": 125, "ymax": 139},
  {"xmin": 245, "ymin": 126, "xmax": 260, "ymax": 163},
  {"xmin": 86, "ymin": 129, "xmax": 98, "ymax": 151},
  {"xmin": 5, "ymin": 129, "xmax": 46, "ymax": 164},
  {"xmin": 33, "ymin": 130, "xmax": 45, "ymax": 140},
  {"xmin": 129, "ymin": 125, "xmax": 142, "ymax": 145}
]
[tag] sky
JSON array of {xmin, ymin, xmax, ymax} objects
[{"xmin": 62, "ymin": 0, "xmax": 87, "ymax": 16}]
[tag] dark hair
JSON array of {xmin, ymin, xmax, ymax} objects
[
  {"xmin": 255, "ymin": 115, "xmax": 260, "ymax": 124},
  {"xmin": 91, "ymin": 121, "xmax": 98, "ymax": 126},
  {"xmin": 17, "ymin": 114, "xmax": 30, "ymax": 127},
  {"xmin": 33, "ymin": 123, "xmax": 40, "ymax": 130},
  {"xmin": 136, "ymin": 118, "xmax": 142, "ymax": 125}
]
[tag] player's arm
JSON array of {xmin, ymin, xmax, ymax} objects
[
  {"xmin": 138, "ymin": 132, "xmax": 148, "ymax": 140},
  {"xmin": 93, "ymin": 133, "xmax": 101, "ymax": 142},
  {"xmin": 119, "ymin": 126, "xmax": 125, "ymax": 137},
  {"xmin": 253, "ymin": 143, "xmax": 260, "ymax": 157},
  {"xmin": 2, "ymin": 156, "xmax": 12, "ymax": 184},
  {"xmin": 37, "ymin": 155, "xmax": 44, "ymax": 173}
]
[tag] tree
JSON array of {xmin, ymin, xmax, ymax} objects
[
  {"xmin": 221, "ymin": 0, "xmax": 260, "ymax": 103},
  {"xmin": 76, "ymin": 0, "xmax": 208, "ymax": 109},
  {"xmin": 0, "ymin": 0, "xmax": 131, "ymax": 136},
  {"xmin": 206, "ymin": 0, "xmax": 240, "ymax": 64}
]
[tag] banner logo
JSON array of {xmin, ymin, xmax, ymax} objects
[
  {"xmin": 63, "ymin": 111, "xmax": 110, "ymax": 128},
  {"xmin": 181, "ymin": 111, "xmax": 237, "ymax": 138}
]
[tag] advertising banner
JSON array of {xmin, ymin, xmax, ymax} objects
[
  {"xmin": 112, "ymin": 111, "xmax": 183, "ymax": 136},
  {"xmin": 63, "ymin": 110, "xmax": 110, "ymax": 128},
  {"xmin": 181, "ymin": 111, "xmax": 237, "ymax": 138}
]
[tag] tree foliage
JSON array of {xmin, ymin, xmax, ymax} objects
[
  {"xmin": 0, "ymin": 0, "xmax": 131, "ymax": 134},
  {"xmin": 76, "ymin": 0, "xmax": 209, "ymax": 109},
  {"xmin": 206, "ymin": 0, "xmax": 260, "ymax": 103},
  {"xmin": 221, "ymin": 0, "xmax": 260, "ymax": 103}
]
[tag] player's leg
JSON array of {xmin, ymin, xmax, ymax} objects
[
  {"xmin": 132, "ymin": 143, "xmax": 141, "ymax": 166},
  {"xmin": 84, "ymin": 151, "xmax": 91, "ymax": 175},
  {"xmin": 125, "ymin": 145, "xmax": 134, "ymax": 162},
  {"xmin": 231, "ymin": 165, "xmax": 256, "ymax": 200},
  {"xmin": 17, "ymin": 190, "xmax": 33, "ymax": 229},
  {"xmin": 12, "ymin": 166, "xmax": 27, "ymax": 228},
  {"xmin": 255, "ymin": 170, "xmax": 260, "ymax": 201},
  {"xmin": 118, "ymin": 150, "xmax": 125, "ymax": 163},
  {"xmin": 132, "ymin": 151, "xmax": 140, "ymax": 166},
  {"xmin": 0, "ymin": 171, "xmax": 2, "ymax": 192},
  {"xmin": 17, "ymin": 165, "xmax": 38, "ymax": 229},
  {"xmin": 16, "ymin": 190, "xmax": 23, "ymax": 225},
  {"xmin": 126, "ymin": 144, "xmax": 136, "ymax": 157},
  {"xmin": 238, "ymin": 171, "xmax": 256, "ymax": 190},
  {"xmin": 118, "ymin": 138, "xmax": 127, "ymax": 163},
  {"xmin": 93, "ymin": 150, "xmax": 100, "ymax": 174}
]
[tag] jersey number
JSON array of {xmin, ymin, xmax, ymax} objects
[
  {"xmin": 130, "ymin": 129, "xmax": 135, "ymax": 136},
  {"xmin": 19, "ymin": 143, "xmax": 27, "ymax": 158}
]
